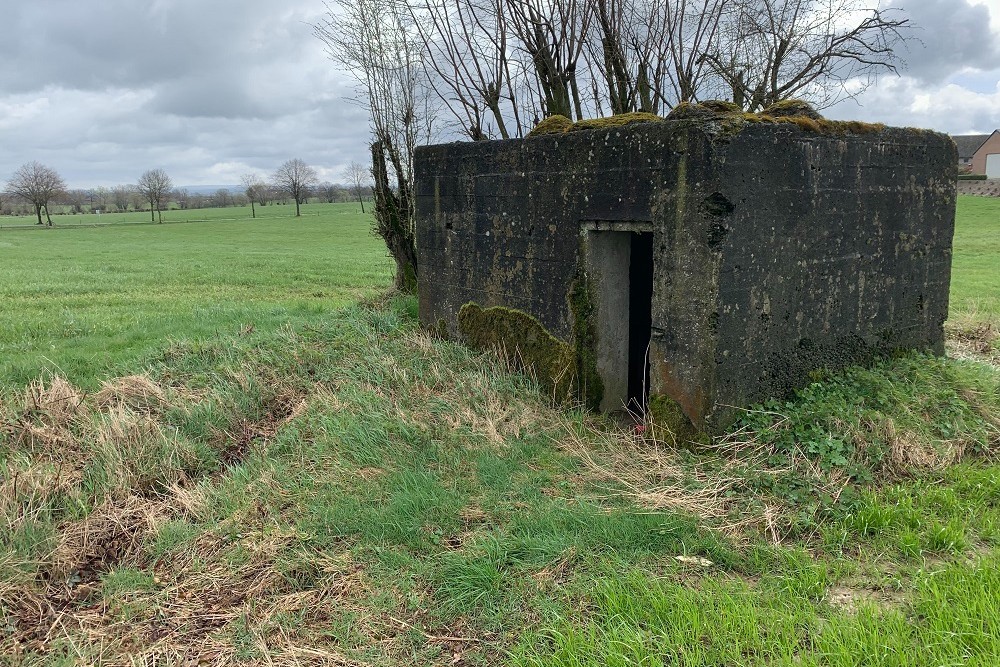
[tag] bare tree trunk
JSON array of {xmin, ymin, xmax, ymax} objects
[
  {"xmin": 372, "ymin": 141, "xmax": 418, "ymax": 293},
  {"xmin": 44, "ymin": 204, "xmax": 53, "ymax": 226},
  {"xmin": 34, "ymin": 204, "xmax": 42, "ymax": 225}
]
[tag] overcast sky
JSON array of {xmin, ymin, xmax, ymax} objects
[{"xmin": 2, "ymin": 0, "xmax": 1000, "ymax": 189}]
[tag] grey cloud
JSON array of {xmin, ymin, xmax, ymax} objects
[
  {"xmin": 894, "ymin": 0, "xmax": 1000, "ymax": 83},
  {"xmin": 0, "ymin": 0, "xmax": 319, "ymax": 94}
]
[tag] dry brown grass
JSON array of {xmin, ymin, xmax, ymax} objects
[
  {"xmin": 946, "ymin": 319, "xmax": 1000, "ymax": 369},
  {"xmin": 857, "ymin": 417, "xmax": 968, "ymax": 476},
  {"xmin": 24, "ymin": 376, "xmax": 86, "ymax": 426},
  {"xmin": 554, "ymin": 416, "xmax": 780, "ymax": 541},
  {"xmin": 94, "ymin": 374, "xmax": 168, "ymax": 412},
  {"xmin": 3, "ymin": 512, "xmax": 372, "ymax": 665}
]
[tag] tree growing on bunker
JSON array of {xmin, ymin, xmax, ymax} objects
[
  {"xmin": 703, "ymin": 0, "xmax": 910, "ymax": 111},
  {"xmin": 136, "ymin": 169, "xmax": 172, "ymax": 223},
  {"xmin": 6, "ymin": 161, "xmax": 66, "ymax": 226},
  {"xmin": 340, "ymin": 0, "xmax": 913, "ymax": 143},
  {"xmin": 272, "ymin": 159, "xmax": 319, "ymax": 218},
  {"xmin": 315, "ymin": 0, "xmax": 429, "ymax": 292}
]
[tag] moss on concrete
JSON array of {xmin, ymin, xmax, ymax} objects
[
  {"xmin": 458, "ymin": 302, "xmax": 576, "ymax": 401},
  {"xmin": 647, "ymin": 393, "xmax": 707, "ymax": 447},
  {"xmin": 427, "ymin": 317, "xmax": 450, "ymax": 341},
  {"xmin": 528, "ymin": 103, "xmax": 885, "ymax": 139},
  {"xmin": 568, "ymin": 276, "xmax": 604, "ymax": 411},
  {"xmin": 726, "ymin": 113, "xmax": 886, "ymax": 136},
  {"xmin": 662, "ymin": 99, "xmax": 886, "ymax": 137},
  {"xmin": 665, "ymin": 102, "xmax": 719, "ymax": 121},
  {"xmin": 762, "ymin": 99, "xmax": 823, "ymax": 120},
  {"xmin": 528, "ymin": 115, "xmax": 575, "ymax": 136},
  {"xmin": 570, "ymin": 112, "xmax": 662, "ymax": 132},
  {"xmin": 528, "ymin": 112, "xmax": 662, "ymax": 137}
]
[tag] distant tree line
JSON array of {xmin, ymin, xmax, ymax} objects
[{"xmin": 1, "ymin": 159, "xmax": 374, "ymax": 220}]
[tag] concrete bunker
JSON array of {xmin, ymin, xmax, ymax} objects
[{"xmin": 414, "ymin": 107, "xmax": 958, "ymax": 434}]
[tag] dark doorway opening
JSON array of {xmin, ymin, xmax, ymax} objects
[
  {"xmin": 627, "ymin": 232, "xmax": 654, "ymax": 413},
  {"xmin": 583, "ymin": 223, "xmax": 655, "ymax": 415}
]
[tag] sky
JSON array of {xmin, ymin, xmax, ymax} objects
[{"xmin": 2, "ymin": 0, "xmax": 1000, "ymax": 190}]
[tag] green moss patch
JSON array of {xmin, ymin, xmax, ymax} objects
[
  {"xmin": 647, "ymin": 393, "xmax": 705, "ymax": 446},
  {"xmin": 458, "ymin": 302, "xmax": 576, "ymax": 401},
  {"xmin": 664, "ymin": 99, "xmax": 887, "ymax": 136},
  {"xmin": 528, "ymin": 112, "xmax": 662, "ymax": 137},
  {"xmin": 527, "ymin": 102, "xmax": 890, "ymax": 139},
  {"xmin": 762, "ymin": 99, "xmax": 823, "ymax": 120},
  {"xmin": 528, "ymin": 115, "xmax": 575, "ymax": 136}
]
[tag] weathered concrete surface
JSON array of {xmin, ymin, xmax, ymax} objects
[{"xmin": 415, "ymin": 120, "xmax": 957, "ymax": 432}]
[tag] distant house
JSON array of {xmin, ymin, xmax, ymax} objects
[{"xmin": 952, "ymin": 131, "xmax": 1000, "ymax": 177}]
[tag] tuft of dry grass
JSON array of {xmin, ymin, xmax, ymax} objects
[
  {"xmin": 23, "ymin": 376, "xmax": 85, "ymax": 427},
  {"xmin": 555, "ymin": 416, "xmax": 773, "ymax": 540},
  {"xmin": 48, "ymin": 495, "xmax": 167, "ymax": 582},
  {"xmin": 94, "ymin": 374, "xmax": 167, "ymax": 413},
  {"xmin": 859, "ymin": 417, "xmax": 967, "ymax": 476}
]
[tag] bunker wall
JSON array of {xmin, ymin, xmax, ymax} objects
[
  {"xmin": 415, "ymin": 125, "xmax": 693, "ymax": 340},
  {"xmin": 415, "ymin": 121, "xmax": 957, "ymax": 432}
]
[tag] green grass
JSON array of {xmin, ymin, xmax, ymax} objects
[
  {"xmin": 951, "ymin": 195, "xmax": 1000, "ymax": 324},
  {"xmin": 0, "ymin": 202, "xmax": 388, "ymax": 387},
  {"xmin": 0, "ymin": 197, "xmax": 999, "ymax": 664}
]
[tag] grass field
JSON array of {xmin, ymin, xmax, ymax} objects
[
  {"xmin": 950, "ymin": 196, "xmax": 1000, "ymax": 325},
  {"xmin": 0, "ymin": 203, "xmax": 387, "ymax": 387},
  {"xmin": 0, "ymin": 196, "xmax": 998, "ymax": 665}
]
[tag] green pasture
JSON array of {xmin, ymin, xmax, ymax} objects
[
  {"xmin": 0, "ymin": 202, "xmax": 388, "ymax": 386},
  {"xmin": 0, "ymin": 195, "xmax": 998, "ymax": 665},
  {"xmin": 950, "ymin": 195, "xmax": 1000, "ymax": 324}
]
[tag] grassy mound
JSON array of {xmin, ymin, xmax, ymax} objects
[{"xmin": 2, "ymin": 295, "xmax": 1000, "ymax": 664}]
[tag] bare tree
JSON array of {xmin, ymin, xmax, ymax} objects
[
  {"xmin": 317, "ymin": 181, "xmax": 346, "ymax": 203},
  {"xmin": 65, "ymin": 189, "xmax": 87, "ymax": 214},
  {"xmin": 315, "ymin": 0, "xmax": 432, "ymax": 291},
  {"xmin": 5, "ymin": 162, "xmax": 66, "ymax": 226},
  {"xmin": 705, "ymin": 0, "xmax": 909, "ymax": 110},
  {"xmin": 111, "ymin": 185, "xmax": 133, "ymax": 212},
  {"xmin": 410, "ymin": 0, "xmax": 532, "ymax": 139},
  {"xmin": 136, "ymin": 169, "xmax": 172, "ymax": 223},
  {"xmin": 392, "ymin": 0, "xmax": 911, "ymax": 142},
  {"xmin": 271, "ymin": 159, "xmax": 319, "ymax": 217},
  {"xmin": 241, "ymin": 173, "xmax": 266, "ymax": 219},
  {"xmin": 342, "ymin": 161, "xmax": 372, "ymax": 213},
  {"xmin": 256, "ymin": 183, "xmax": 273, "ymax": 207},
  {"xmin": 212, "ymin": 188, "xmax": 232, "ymax": 208},
  {"xmin": 91, "ymin": 186, "xmax": 110, "ymax": 213}
]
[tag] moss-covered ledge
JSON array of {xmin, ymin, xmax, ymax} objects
[{"xmin": 526, "ymin": 99, "xmax": 892, "ymax": 139}]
